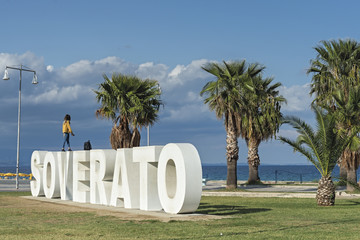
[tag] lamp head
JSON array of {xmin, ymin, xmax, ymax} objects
[
  {"xmin": 32, "ymin": 73, "xmax": 38, "ymax": 84},
  {"xmin": 3, "ymin": 69, "xmax": 9, "ymax": 80}
]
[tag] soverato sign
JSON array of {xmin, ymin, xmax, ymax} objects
[{"xmin": 30, "ymin": 143, "xmax": 202, "ymax": 214}]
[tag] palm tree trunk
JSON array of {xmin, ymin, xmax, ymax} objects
[
  {"xmin": 247, "ymin": 138, "xmax": 260, "ymax": 184},
  {"xmin": 110, "ymin": 117, "xmax": 131, "ymax": 149},
  {"xmin": 347, "ymin": 167, "xmax": 357, "ymax": 192},
  {"xmin": 316, "ymin": 176, "xmax": 335, "ymax": 206},
  {"xmin": 338, "ymin": 165, "xmax": 347, "ymax": 186},
  {"xmin": 130, "ymin": 127, "xmax": 141, "ymax": 147},
  {"xmin": 226, "ymin": 123, "xmax": 238, "ymax": 190},
  {"xmin": 341, "ymin": 148, "xmax": 360, "ymax": 192}
]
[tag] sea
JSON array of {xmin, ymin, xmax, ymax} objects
[
  {"xmin": 1, "ymin": 164, "xmax": 359, "ymax": 182},
  {"xmin": 202, "ymin": 164, "xmax": 360, "ymax": 182}
]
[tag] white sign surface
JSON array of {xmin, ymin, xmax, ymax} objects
[{"xmin": 30, "ymin": 143, "xmax": 202, "ymax": 214}]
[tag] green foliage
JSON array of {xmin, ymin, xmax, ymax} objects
[
  {"xmin": 279, "ymin": 105, "xmax": 354, "ymax": 177},
  {"xmin": 200, "ymin": 60, "xmax": 260, "ymax": 132},
  {"xmin": 308, "ymin": 39, "xmax": 360, "ymax": 174},
  {"xmin": 94, "ymin": 73, "xmax": 162, "ymax": 129},
  {"xmin": 200, "ymin": 60, "xmax": 285, "ymax": 140},
  {"xmin": 238, "ymin": 75, "xmax": 286, "ymax": 141},
  {"xmin": 93, "ymin": 73, "xmax": 163, "ymax": 148},
  {"xmin": 331, "ymin": 86, "xmax": 360, "ymax": 150},
  {"xmin": 308, "ymin": 39, "xmax": 360, "ymax": 108}
]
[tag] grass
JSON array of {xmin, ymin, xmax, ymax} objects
[{"xmin": 1, "ymin": 192, "xmax": 360, "ymax": 239}]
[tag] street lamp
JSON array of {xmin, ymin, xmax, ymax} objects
[
  {"xmin": 3, "ymin": 65, "xmax": 38, "ymax": 189},
  {"xmin": 147, "ymin": 83, "xmax": 161, "ymax": 146}
]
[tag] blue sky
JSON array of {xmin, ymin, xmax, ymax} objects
[{"xmin": 0, "ymin": 0, "xmax": 359, "ymax": 168}]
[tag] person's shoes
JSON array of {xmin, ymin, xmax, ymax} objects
[
  {"xmin": 62, "ymin": 148, "xmax": 65, "ymax": 152},
  {"xmin": 68, "ymin": 148, "xmax": 72, "ymax": 151}
]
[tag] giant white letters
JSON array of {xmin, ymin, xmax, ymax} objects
[
  {"xmin": 133, "ymin": 146, "xmax": 163, "ymax": 211},
  {"xmin": 157, "ymin": 144, "xmax": 202, "ymax": 214},
  {"xmin": 30, "ymin": 143, "xmax": 202, "ymax": 214},
  {"xmin": 73, "ymin": 151, "xmax": 90, "ymax": 203},
  {"xmin": 43, "ymin": 152, "xmax": 60, "ymax": 198},
  {"xmin": 30, "ymin": 151, "xmax": 47, "ymax": 197},
  {"xmin": 90, "ymin": 149, "xmax": 116, "ymax": 205},
  {"xmin": 57, "ymin": 151, "xmax": 73, "ymax": 200},
  {"xmin": 110, "ymin": 148, "xmax": 140, "ymax": 208}
]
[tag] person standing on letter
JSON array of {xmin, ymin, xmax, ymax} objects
[{"xmin": 62, "ymin": 114, "xmax": 75, "ymax": 151}]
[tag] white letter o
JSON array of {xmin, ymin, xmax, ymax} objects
[
  {"xmin": 157, "ymin": 143, "xmax": 202, "ymax": 214},
  {"xmin": 43, "ymin": 152, "xmax": 60, "ymax": 199}
]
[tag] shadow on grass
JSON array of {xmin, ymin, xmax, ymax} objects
[
  {"xmin": 216, "ymin": 218, "xmax": 357, "ymax": 238},
  {"xmin": 196, "ymin": 202, "xmax": 271, "ymax": 216},
  {"xmin": 336, "ymin": 200, "xmax": 360, "ymax": 206}
]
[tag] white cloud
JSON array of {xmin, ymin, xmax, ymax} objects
[
  {"xmin": 24, "ymin": 84, "xmax": 93, "ymax": 105},
  {"xmin": 186, "ymin": 91, "xmax": 202, "ymax": 102},
  {"xmin": 135, "ymin": 62, "xmax": 168, "ymax": 82},
  {"xmin": 164, "ymin": 102, "xmax": 210, "ymax": 122},
  {"xmin": 58, "ymin": 56, "xmax": 137, "ymax": 84},
  {"xmin": 0, "ymin": 52, "xmax": 314, "ymax": 127},
  {"xmin": 0, "ymin": 52, "xmax": 44, "ymax": 72},
  {"xmin": 279, "ymin": 84, "xmax": 313, "ymax": 112},
  {"xmin": 165, "ymin": 59, "xmax": 210, "ymax": 90}
]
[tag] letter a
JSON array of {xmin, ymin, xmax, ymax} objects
[
  {"xmin": 132, "ymin": 146, "xmax": 163, "ymax": 211},
  {"xmin": 110, "ymin": 148, "xmax": 140, "ymax": 208}
]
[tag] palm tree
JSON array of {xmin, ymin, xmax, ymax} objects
[
  {"xmin": 240, "ymin": 75, "xmax": 286, "ymax": 184},
  {"xmin": 308, "ymin": 39, "xmax": 360, "ymax": 107},
  {"xmin": 94, "ymin": 73, "xmax": 162, "ymax": 149},
  {"xmin": 308, "ymin": 39, "xmax": 360, "ymax": 190},
  {"xmin": 279, "ymin": 105, "xmax": 355, "ymax": 206},
  {"xmin": 332, "ymin": 87, "xmax": 360, "ymax": 190},
  {"xmin": 200, "ymin": 60, "xmax": 263, "ymax": 189}
]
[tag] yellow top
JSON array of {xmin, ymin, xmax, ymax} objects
[{"xmin": 62, "ymin": 120, "xmax": 73, "ymax": 133}]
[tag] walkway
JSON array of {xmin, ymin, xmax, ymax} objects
[{"xmin": 1, "ymin": 179, "xmax": 359, "ymax": 199}]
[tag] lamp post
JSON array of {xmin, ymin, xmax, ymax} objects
[
  {"xmin": 146, "ymin": 83, "xmax": 161, "ymax": 146},
  {"xmin": 147, "ymin": 126, "xmax": 150, "ymax": 146},
  {"xmin": 3, "ymin": 65, "xmax": 38, "ymax": 189}
]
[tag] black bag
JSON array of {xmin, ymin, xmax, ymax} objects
[{"xmin": 84, "ymin": 140, "xmax": 92, "ymax": 150}]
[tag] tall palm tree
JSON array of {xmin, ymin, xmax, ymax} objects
[
  {"xmin": 240, "ymin": 75, "xmax": 285, "ymax": 184},
  {"xmin": 94, "ymin": 73, "xmax": 162, "ymax": 149},
  {"xmin": 332, "ymin": 87, "xmax": 360, "ymax": 190},
  {"xmin": 308, "ymin": 39, "xmax": 360, "ymax": 190},
  {"xmin": 279, "ymin": 105, "xmax": 355, "ymax": 206},
  {"xmin": 200, "ymin": 60, "xmax": 263, "ymax": 189}
]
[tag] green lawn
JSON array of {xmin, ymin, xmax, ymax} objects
[{"xmin": 1, "ymin": 192, "xmax": 359, "ymax": 239}]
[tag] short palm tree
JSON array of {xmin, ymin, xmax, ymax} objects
[
  {"xmin": 94, "ymin": 73, "xmax": 162, "ymax": 149},
  {"xmin": 279, "ymin": 105, "xmax": 355, "ymax": 206},
  {"xmin": 240, "ymin": 75, "xmax": 285, "ymax": 184},
  {"xmin": 201, "ymin": 60, "xmax": 263, "ymax": 189}
]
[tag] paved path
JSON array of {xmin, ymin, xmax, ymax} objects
[
  {"xmin": 1, "ymin": 179, "xmax": 359, "ymax": 199},
  {"xmin": 202, "ymin": 180, "xmax": 360, "ymax": 199},
  {"xmin": 0, "ymin": 179, "xmax": 31, "ymax": 192}
]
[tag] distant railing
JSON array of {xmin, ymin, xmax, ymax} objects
[{"xmin": 274, "ymin": 170, "xmax": 305, "ymax": 183}]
